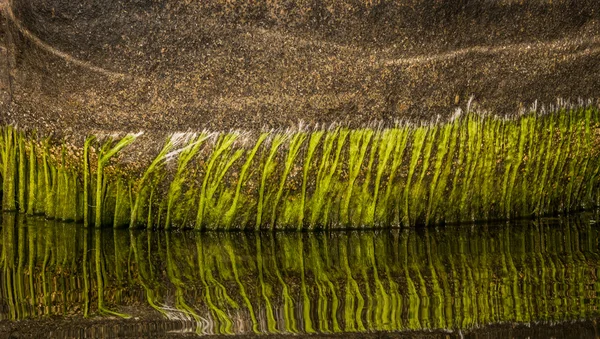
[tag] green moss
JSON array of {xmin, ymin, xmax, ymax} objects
[
  {"xmin": 130, "ymin": 139, "xmax": 172, "ymax": 228},
  {"xmin": 224, "ymin": 133, "xmax": 267, "ymax": 230},
  {"xmin": 309, "ymin": 129, "xmax": 348, "ymax": 229},
  {"xmin": 271, "ymin": 132, "xmax": 306, "ymax": 229},
  {"xmin": 341, "ymin": 129, "xmax": 372, "ymax": 225},
  {"xmin": 165, "ymin": 134, "xmax": 208, "ymax": 229},
  {"xmin": 1, "ymin": 107, "xmax": 600, "ymax": 229},
  {"xmin": 255, "ymin": 134, "xmax": 285, "ymax": 230},
  {"xmin": 196, "ymin": 134, "xmax": 239, "ymax": 230},
  {"xmin": 298, "ymin": 131, "xmax": 323, "ymax": 230},
  {"xmin": 26, "ymin": 140, "xmax": 37, "ymax": 215},
  {"xmin": 95, "ymin": 134, "xmax": 139, "ymax": 228},
  {"xmin": 17, "ymin": 134, "xmax": 26, "ymax": 213},
  {"xmin": 2, "ymin": 127, "xmax": 17, "ymax": 211},
  {"xmin": 403, "ymin": 127, "xmax": 426, "ymax": 226}
]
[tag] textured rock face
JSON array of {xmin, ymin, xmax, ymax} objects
[{"xmin": 1, "ymin": 0, "xmax": 600, "ymax": 135}]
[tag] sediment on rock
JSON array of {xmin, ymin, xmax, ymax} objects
[
  {"xmin": 1, "ymin": 0, "xmax": 599, "ymax": 136},
  {"xmin": 1, "ymin": 106, "xmax": 599, "ymax": 230}
]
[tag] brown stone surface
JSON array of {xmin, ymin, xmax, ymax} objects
[{"xmin": 0, "ymin": 0, "xmax": 599, "ymax": 136}]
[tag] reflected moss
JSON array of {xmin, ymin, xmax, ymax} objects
[{"xmin": 1, "ymin": 212, "xmax": 600, "ymax": 333}]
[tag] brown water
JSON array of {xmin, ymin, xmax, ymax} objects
[{"xmin": 1, "ymin": 211, "xmax": 600, "ymax": 338}]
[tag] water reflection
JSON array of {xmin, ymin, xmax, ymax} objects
[{"xmin": 1, "ymin": 212, "xmax": 600, "ymax": 335}]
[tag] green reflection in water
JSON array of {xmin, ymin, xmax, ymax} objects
[{"xmin": 1, "ymin": 212, "xmax": 600, "ymax": 335}]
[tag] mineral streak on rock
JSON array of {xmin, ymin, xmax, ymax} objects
[{"xmin": 0, "ymin": 0, "xmax": 599, "ymax": 136}]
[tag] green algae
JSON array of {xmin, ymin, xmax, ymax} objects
[
  {"xmin": 95, "ymin": 134, "xmax": 139, "ymax": 228},
  {"xmin": 196, "ymin": 133, "xmax": 240, "ymax": 230},
  {"xmin": 1, "ymin": 126, "xmax": 17, "ymax": 211},
  {"xmin": 255, "ymin": 133, "xmax": 285, "ymax": 230},
  {"xmin": 129, "ymin": 138, "xmax": 172, "ymax": 228},
  {"xmin": 0, "ymin": 108, "xmax": 599, "ymax": 229},
  {"xmin": 164, "ymin": 133, "xmax": 208, "ymax": 229},
  {"xmin": 224, "ymin": 133, "xmax": 267, "ymax": 230},
  {"xmin": 271, "ymin": 132, "xmax": 307, "ymax": 229}
]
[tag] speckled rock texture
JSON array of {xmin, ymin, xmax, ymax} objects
[{"xmin": 0, "ymin": 0, "xmax": 599, "ymax": 136}]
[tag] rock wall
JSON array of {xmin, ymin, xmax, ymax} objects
[{"xmin": 1, "ymin": 0, "xmax": 600, "ymax": 135}]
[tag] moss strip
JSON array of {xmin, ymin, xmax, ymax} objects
[{"xmin": 1, "ymin": 108, "xmax": 599, "ymax": 229}]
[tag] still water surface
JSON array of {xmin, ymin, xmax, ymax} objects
[{"xmin": 1, "ymin": 212, "xmax": 600, "ymax": 337}]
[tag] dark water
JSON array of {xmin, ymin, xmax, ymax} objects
[{"xmin": 1, "ymin": 212, "xmax": 600, "ymax": 338}]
